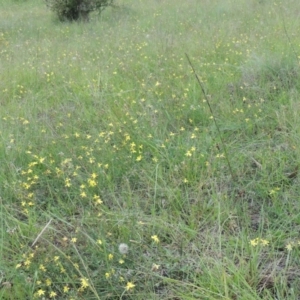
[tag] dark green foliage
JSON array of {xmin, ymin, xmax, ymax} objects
[{"xmin": 45, "ymin": 0, "xmax": 114, "ymax": 21}]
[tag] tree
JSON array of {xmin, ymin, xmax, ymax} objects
[{"xmin": 46, "ymin": 0, "xmax": 114, "ymax": 21}]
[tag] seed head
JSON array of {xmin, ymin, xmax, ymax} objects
[{"xmin": 118, "ymin": 243, "xmax": 129, "ymax": 255}]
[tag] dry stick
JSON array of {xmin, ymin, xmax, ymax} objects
[
  {"xmin": 185, "ymin": 53, "xmax": 236, "ymax": 182},
  {"xmin": 31, "ymin": 219, "xmax": 52, "ymax": 248},
  {"xmin": 251, "ymin": 157, "xmax": 262, "ymax": 170}
]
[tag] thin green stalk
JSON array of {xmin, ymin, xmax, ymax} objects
[{"xmin": 185, "ymin": 53, "xmax": 236, "ymax": 182}]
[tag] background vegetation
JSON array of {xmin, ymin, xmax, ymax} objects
[
  {"xmin": 45, "ymin": 0, "xmax": 114, "ymax": 21},
  {"xmin": 1, "ymin": 0, "xmax": 300, "ymax": 299}
]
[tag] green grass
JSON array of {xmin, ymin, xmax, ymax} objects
[{"xmin": 1, "ymin": 0, "xmax": 300, "ymax": 299}]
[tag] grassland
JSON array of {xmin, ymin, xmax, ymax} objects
[{"xmin": 1, "ymin": 0, "xmax": 300, "ymax": 299}]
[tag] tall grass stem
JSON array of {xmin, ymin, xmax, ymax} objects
[{"xmin": 185, "ymin": 53, "xmax": 236, "ymax": 182}]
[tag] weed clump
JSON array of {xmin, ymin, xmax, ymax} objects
[
  {"xmin": 45, "ymin": 0, "xmax": 114, "ymax": 21},
  {"xmin": 233, "ymin": 55, "xmax": 300, "ymax": 101}
]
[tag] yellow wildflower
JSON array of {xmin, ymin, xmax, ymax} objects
[
  {"xmin": 125, "ymin": 281, "xmax": 135, "ymax": 291},
  {"xmin": 151, "ymin": 235, "xmax": 160, "ymax": 243}
]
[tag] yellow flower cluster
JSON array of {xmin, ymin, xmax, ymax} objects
[{"xmin": 250, "ymin": 238, "xmax": 269, "ymax": 247}]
